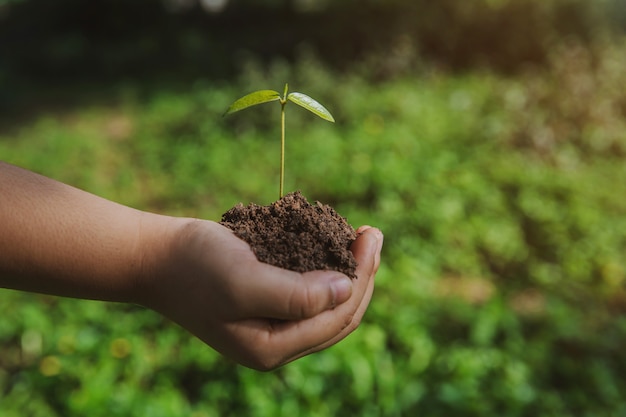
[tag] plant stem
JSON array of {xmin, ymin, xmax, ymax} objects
[{"xmin": 280, "ymin": 101, "xmax": 285, "ymax": 198}]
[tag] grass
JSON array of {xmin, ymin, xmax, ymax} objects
[{"xmin": 1, "ymin": 39, "xmax": 626, "ymax": 416}]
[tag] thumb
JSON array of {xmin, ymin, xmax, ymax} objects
[{"xmin": 235, "ymin": 265, "xmax": 354, "ymax": 320}]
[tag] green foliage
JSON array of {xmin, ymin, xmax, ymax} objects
[{"xmin": 2, "ymin": 37, "xmax": 626, "ymax": 417}]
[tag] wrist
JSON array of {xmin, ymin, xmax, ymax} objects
[{"xmin": 130, "ymin": 214, "xmax": 195, "ymax": 309}]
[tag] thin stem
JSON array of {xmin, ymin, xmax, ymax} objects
[{"xmin": 280, "ymin": 101, "xmax": 285, "ymax": 198}]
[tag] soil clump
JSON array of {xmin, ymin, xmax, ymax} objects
[{"xmin": 220, "ymin": 191, "xmax": 358, "ymax": 278}]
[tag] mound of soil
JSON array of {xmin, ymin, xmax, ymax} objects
[{"xmin": 220, "ymin": 191, "xmax": 358, "ymax": 278}]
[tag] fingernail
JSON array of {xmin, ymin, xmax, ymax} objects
[
  {"xmin": 356, "ymin": 225, "xmax": 372, "ymax": 234},
  {"xmin": 331, "ymin": 276, "xmax": 353, "ymax": 306}
]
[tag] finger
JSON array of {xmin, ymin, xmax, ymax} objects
[
  {"xmin": 232, "ymin": 262, "xmax": 354, "ymax": 321},
  {"xmin": 228, "ymin": 227, "xmax": 383, "ymax": 369},
  {"xmin": 298, "ymin": 263, "xmax": 377, "ymax": 358},
  {"xmin": 286, "ymin": 226, "xmax": 382, "ymax": 358},
  {"xmin": 352, "ymin": 226, "xmax": 383, "ymax": 275},
  {"xmin": 235, "ymin": 225, "xmax": 383, "ymax": 320}
]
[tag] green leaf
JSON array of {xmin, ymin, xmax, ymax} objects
[
  {"xmin": 287, "ymin": 92, "xmax": 335, "ymax": 122},
  {"xmin": 224, "ymin": 90, "xmax": 280, "ymax": 116}
]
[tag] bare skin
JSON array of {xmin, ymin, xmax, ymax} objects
[{"xmin": 0, "ymin": 161, "xmax": 383, "ymax": 370}]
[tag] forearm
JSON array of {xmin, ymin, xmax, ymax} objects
[{"xmin": 0, "ymin": 161, "xmax": 178, "ymax": 303}]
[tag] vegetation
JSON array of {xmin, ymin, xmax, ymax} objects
[{"xmin": 1, "ymin": 1, "xmax": 626, "ymax": 416}]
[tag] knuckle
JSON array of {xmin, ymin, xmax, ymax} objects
[
  {"xmin": 287, "ymin": 285, "xmax": 319, "ymax": 319},
  {"xmin": 243, "ymin": 337, "xmax": 282, "ymax": 371},
  {"xmin": 249, "ymin": 356, "xmax": 280, "ymax": 372}
]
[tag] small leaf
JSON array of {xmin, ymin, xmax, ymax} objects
[
  {"xmin": 287, "ymin": 92, "xmax": 335, "ymax": 122},
  {"xmin": 224, "ymin": 90, "xmax": 280, "ymax": 116}
]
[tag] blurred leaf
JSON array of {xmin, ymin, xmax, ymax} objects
[{"xmin": 3, "ymin": 39, "xmax": 626, "ymax": 416}]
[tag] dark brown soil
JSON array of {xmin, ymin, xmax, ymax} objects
[{"xmin": 220, "ymin": 191, "xmax": 358, "ymax": 278}]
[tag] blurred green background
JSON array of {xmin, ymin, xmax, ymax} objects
[{"xmin": 2, "ymin": 0, "xmax": 626, "ymax": 415}]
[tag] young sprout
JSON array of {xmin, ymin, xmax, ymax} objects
[{"xmin": 224, "ymin": 83, "xmax": 335, "ymax": 198}]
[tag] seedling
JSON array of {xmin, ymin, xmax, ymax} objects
[{"xmin": 224, "ymin": 83, "xmax": 335, "ymax": 198}]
